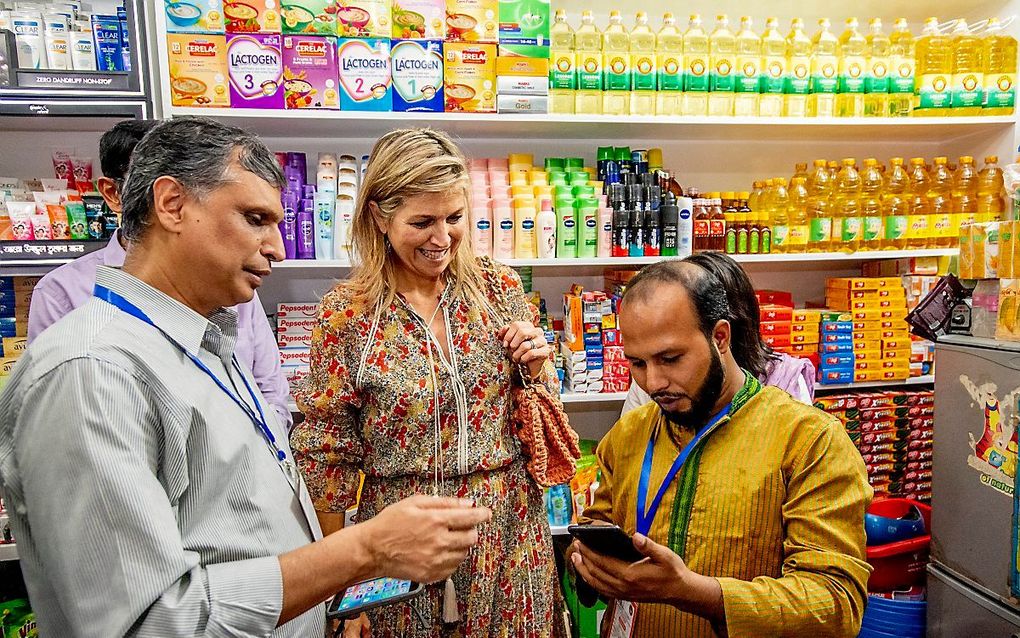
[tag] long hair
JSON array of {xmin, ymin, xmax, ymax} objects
[{"xmin": 347, "ymin": 128, "xmax": 483, "ymax": 308}]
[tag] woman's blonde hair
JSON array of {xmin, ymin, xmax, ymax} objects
[{"xmin": 348, "ymin": 128, "xmax": 483, "ymax": 308}]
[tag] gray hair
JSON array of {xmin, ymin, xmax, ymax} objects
[{"xmin": 119, "ymin": 116, "xmax": 284, "ymax": 242}]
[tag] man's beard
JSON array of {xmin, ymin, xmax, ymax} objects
[{"xmin": 654, "ymin": 342, "xmax": 726, "ymax": 438}]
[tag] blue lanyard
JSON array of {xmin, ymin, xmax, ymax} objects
[
  {"xmin": 636, "ymin": 404, "xmax": 731, "ymax": 536},
  {"xmin": 94, "ymin": 284, "xmax": 287, "ymax": 464}
]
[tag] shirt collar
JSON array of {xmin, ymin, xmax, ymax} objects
[
  {"xmin": 102, "ymin": 231, "xmax": 127, "ymax": 267},
  {"xmin": 94, "ymin": 266, "xmax": 239, "ymax": 363}
]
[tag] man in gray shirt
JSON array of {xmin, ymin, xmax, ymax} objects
[{"xmin": 0, "ymin": 117, "xmax": 490, "ymax": 637}]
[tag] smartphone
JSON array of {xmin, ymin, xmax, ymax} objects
[
  {"xmin": 326, "ymin": 577, "xmax": 425, "ymax": 620},
  {"xmin": 568, "ymin": 524, "xmax": 645, "ymax": 563}
]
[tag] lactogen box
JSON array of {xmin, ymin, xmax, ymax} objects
[
  {"xmin": 227, "ymin": 33, "xmax": 284, "ymax": 108},
  {"xmin": 390, "ymin": 39, "xmax": 443, "ymax": 111}
]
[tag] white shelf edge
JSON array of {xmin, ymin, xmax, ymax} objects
[
  {"xmin": 815, "ymin": 374, "xmax": 935, "ymax": 392},
  {"xmin": 550, "ymin": 524, "xmax": 570, "ymax": 536},
  {"xmin": 0, "ymin": 543, "xmax": 18, "ymax": 562}
]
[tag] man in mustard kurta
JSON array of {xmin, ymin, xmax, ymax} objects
[{"xmin": 570, "ymin": 260, "xmax": 871, "ymax": 638}]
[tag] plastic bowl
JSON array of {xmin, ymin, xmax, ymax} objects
[{"xmin": 866, "ymin": 498, "xmax": 929, "ymax": 546}]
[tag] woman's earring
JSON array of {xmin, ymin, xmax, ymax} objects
[{"xmin": 383, "ymin": 234, "xmax": 392, "ymax": 252}]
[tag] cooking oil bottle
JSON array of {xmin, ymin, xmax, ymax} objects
[
  {"xmin": 574, "ymin": 10, "xmax": 603, "ymax": 114},
  {"xmin": 602, "ymin": 10, "xmax": 631, "ymax": 115},
  {"xmin": 915, "ymin": 17, "xmax": 952, "ymax": 116},
  {"xmin": 834, "ymin": 158, "xmax": 862, "ymax": 252},
  {"xmin": 549, "ymin": 9, "xmax": 576, "ymax": 114},
  {"xmin": 765, "ymin": 179, "xmax": 785, "ymax": 254},
  {"xmin": 734, "ymin": 16, "xmax": 761, "ymax": 117},
  {"xmin": 929, "ymin": 156, "xmax": 954, "ymax": 246},
  {"xmin": 808, "ymin": 18, "xmax": 839, "ymax": 117},
  {"xmin": 882, "ymin": 157, "xmax": 910, "ymax": 249},
  {"xmin": 807, "ymin": 158, "xmax": 834, "ymax": 251},
  {"xmin": 982, "ymin": 17, "xmax": 1017, "ymax": 115},
  {"xmin": 977, "ymin": 155, "xmax": 1006, "ymax": 222},
  {"xmin": 656, "ymin": 12, "xmax": 684, "ymax": 115},
  {"xmin": 791, "ymin": 161, "xmax": 809, "ymax": 184},
  {"xmin": 784, "ymin": 17, "xmax": 812, "ymax": 116},
  {"xmin": 770, "ymin": 178, "xmax": 790, "ymax": 253},
  {"xmin": 950, "ymin": 19, "xmax": 984, "ymax": 116},
  {"xmin": 788, "ymin": 176, "xmax": 810, "ymax": 252},
  {"xmin": 864, "ymin": 18, "xmax": 891, "ymax": 117},
  {"xmin": 629, "ymin": 11, "xmax": 656, "ymax": 115},
  {"xmin": 708, "ymin": 15, "xmax": 736, "ymax": 116},
  {"xmin": 759, "ymin": 17, "xmax": 786, "ymax": 117},
  {"xmin": 889, "ymin": 18, "xmax": 915, "ymax": 116},
  {"xmin": 907, "ymin": 157, "xmax": 933, "ymax": 248},
  {"xmin": 837, "ymin": 18, "xmax": 867, "ymax": 117},
  {"xmin": 953, "ymin": 155, "xmax": 979, "ymax": 229},
  {"xmin": 748, "ymin": 180, "xmax": 765, "ymax": 212},
  {"xmin": 860, "ymin": 158, "xmax": 884, "ymax": 250},
  {"xmin": 683, "ymin": 14, "xmax": 710, "ymax": 116}
]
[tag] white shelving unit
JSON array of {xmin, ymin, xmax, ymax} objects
[
  {"xmin": 815, "ymin": 375, "xmax": 936, "ymax": 392},
  {"xmin": 0, "ymin": 544, "xmax": 17, "ymax": 562}
]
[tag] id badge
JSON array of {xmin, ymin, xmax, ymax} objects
[{"xmin": 602, "ymin": 600, "xmax": 636, "ymax": 638}]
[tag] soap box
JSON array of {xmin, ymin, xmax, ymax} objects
[
  {"xmin": 337, "ymin": 38, "xmax": 392, "ymax": 110},
  {"xmin": 445, "ymin": 0, "xmax": 498, "ymax": 43},
  {"xmin": 223, "ymin": 0, "xmax": 282, "ymax": 33},
  {"xmin": 281, "ymin": 0, "xmax": 337, "ymax": 35},
  {"xmin": 164, "ymin": 0, "xmax": 226, "ymax": 34},
  {"xmin": 166, "ymin": 34, "xmax": 230, "ymax": 107},
  {"xmin": 282, "ymin": 35, "xmax": 340, "ymax": 109},
  {"xmin": 444, "ymin": 42, "xmax": 496, "ymax": 112},
  {"xmin": 390, "ymin": 39, "xmax": 444, "ymax": 111},
  {"xmin": 392, "ymin": 0, "xmax": 446, "ymax": 39},
  {"xmin": 227, "ymin": 34, "xmax": 285, "ymax": 108}
]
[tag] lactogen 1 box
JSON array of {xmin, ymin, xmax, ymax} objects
[
  {"xmin": 390, "ymin": 39, "xmax": 443, "ymax": 111},
  {"xmin": 282, "ymin": 35, "xmax": 340, "ymax": 109},
  {"xmin": 227, "ymin": 34, "xmax": 284, "ymax": 108},
  {"xmin": 337, "ymin": 38, "xmax": 392, "ymax": 110}
]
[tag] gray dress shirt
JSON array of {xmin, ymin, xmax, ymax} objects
[{"xmin": 0, "ymin": 266, "xmax": 325, "ymax": 637}]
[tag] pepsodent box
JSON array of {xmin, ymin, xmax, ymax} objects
[{"xmin": 278, "ymin": 302, "xmax": 319, "ymax": 318}]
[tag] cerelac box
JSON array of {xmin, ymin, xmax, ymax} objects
[
  {"xmin": 392, "ymin": 0, "xmax": 445, "ymax": 39},
  {"xmin": 281, "ymin": 0, "xmax": 337, "ymax": 35},
  {"xmin": 164, "ymin": 0, "xmax": 225, "ymax": 34},
  {"xmin": 223, "ymin": 1, "xmax": 282, "ymax": 33},
  {"xmin": 227, "ymin": 34, "xmax": 284, "ymax": 108},
  {"xmin": 444, "ymin": 42, "xmax": 495, "ymax": 112},
  {"xmin": 166, "ymin": 34, "xmax": 230, "ymax": 107},
  {"xmin": 337, "ymin": 38, "xmax": 392, "ymax": 110},
  {"xmin": 335, "ymin": 0, "xmax": 391, "ymax": 37},
  {"xmin": 445, "ymin": 0, "xmax": 497, "ymax": 43},
  {"xmin": 390, "ymin": 39, "xmax": 443, "ymax": 111},
  {"xmin": 282, "ymin": 35, "xmax": 340, "ymax": 109}
]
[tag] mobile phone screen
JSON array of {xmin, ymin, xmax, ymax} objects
[{"xmin": 336, "ymin": 578, "xmax": 413, "ymax": 613}]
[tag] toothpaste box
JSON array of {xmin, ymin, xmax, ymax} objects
[
  {"xmin": 166, "ymin": 34, "xmax": 230, "ymax": 107},
  {"xmin": 224, "ymin": 0, "xmax": 282, "ymax": 33},
  {"xmin": 337, "ymin": 38, "xmax": 392, "ymax": 110},
  {"xmin": 277, "ymin": 317, "xmax": 318, "ymax": 335},
  {"xmin": 227, "ymin": 34, "xmax": 284, "ymax": 109},
  {"xmin": 278, "ymin": 302, "xmax": 320, "ymax": 318},
  {"xmin": 390, "ymin": 40, "xmax": 444, "ymax": 110},
  {"xmin": 282, "ymin": 35, "xmax": 340, "ymax": 108},
  {"xmin": 164, "ymin": 0, "xmax": 226, "ymax": 34},
  {"xmin": 278, "ymin": 333, "xmax": 314, "ymax": 348}
]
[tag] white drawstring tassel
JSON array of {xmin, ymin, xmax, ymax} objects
[{"xmin": 442, "ymin": 576, "xmax": 460, "ymax": 623}]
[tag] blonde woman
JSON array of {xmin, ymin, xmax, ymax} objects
[{"xmin": 291, "ymin": 128, "xmax": 566, "ymax": 637}]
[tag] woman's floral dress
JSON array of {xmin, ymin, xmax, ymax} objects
[{"xmin": 291, "ymin": 256, "xmax": 566, "ymax": 637}]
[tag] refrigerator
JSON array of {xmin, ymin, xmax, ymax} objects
[{"xmin": 929, "ymin": 335, "xmax": 1020, "ymax": 636}]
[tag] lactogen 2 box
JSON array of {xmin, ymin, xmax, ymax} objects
[
  {"xmin": 390, "ymin": 39, "xmax": 443, "ymax": 111},
  {"xmin": 227, "ymin": 34, "xmax": 284, "ymax": 108}
]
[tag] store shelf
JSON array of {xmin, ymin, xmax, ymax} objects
[
  {"xmin": 288, "ymin": 392, "xmax": 627, "ymax": 413},
  {"xmin": 167, "ymin": 108, "xmax": 1015, "ymax": 142},
  {"xmin": 0, "ymin": 544, "xmax": 17, "ymax": 562},
  {"xmin": 815, "ymin": 374, "xmax": 935, "ymax": 392},
  {"xmin": 551, "ymin": 524, "xmax": 570, "ymax": 536},
  {"xmin": 269, "ymin": 249, "xmax": 956, "ymax": 273}
]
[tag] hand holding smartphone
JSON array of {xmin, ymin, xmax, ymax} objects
[
  {"xmin": 568, "ymin": 524, "xmax": 645, "ymax": 563},
  {"xmin": 327, "ymin": 577, "xmax": 425, "ymax": 620}
]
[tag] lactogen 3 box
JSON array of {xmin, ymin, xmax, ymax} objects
[
  {"xmin": 227, "ymin": 34, "xmax": 284, "ymax": 108},
  {"xmin": 390, "ymin": 39, "xmax": 443, "ymax": 111}
]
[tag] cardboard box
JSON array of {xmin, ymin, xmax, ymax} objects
[
  {"xmin": 998, "ymin": 279, "xmax": 1020, "ymax": 340},
  {"xmin": 496, "ymin": 55, "xmax": 548, "ymax": 76},
  {"xmin": 756, "ymin": 290, "xmax": 794, "ymax": 307},
  {"xmin": 497, "ymin": 94, "xmax": 549, "ymax": 112},
  {"xmin": 335, "ymin": 0, "xmax": 392, "ymax": 37},
  {"xmin": 760, "ymin": 321, "xmax": 792, "ymax": 336},
  {"xmin": 444, "ymin": 43, "xmax": 497, "ymax": 112},
  {"xmin": 393, "ymin": 0, "xmax": 446, "ymax": 38},
  {"xmin": 337, "ymin": 38, "xmax": 392, "ymax": 110},
  {"xmin": 445, "ymin": 0, "xmax": 498, "ymax": 42},
  {"xmin": 282, "ymin": 1, "xmax": 337, "ymax": 35},
  {"xmin": 496, "ymin": 75, "xmax": 549, "ymax": 94},
  {"xmin": 390, "ymin": 39, "xmax": 444, "ymax": 111},
  {"xmin": 164, "ymin": 0, "xmax": 226, "ymax": 33},
  {"xmin": 166, "ymin": 34, "xmax": 230, "ymax": 107},
  {"xmin": 278, "ymin": 303, "xmax": 319, "ymax": 318},
  {"xmin": 224, "ymin": 0, "xmax": 283, "ymax": 33},
  {"xmin": 759, "ymin": 305, "xmax": 793, "ymax": 322},
  {"xmin": 282, "ymin": 35, "xmax": 340, "ymax": 109},
  {"xmin": 227, "ymin": 34, "xmax": 285, "ymax": 109},
  {"xmin": 497, "ymin": 0, "xmax": 549, "ymax": 46}
]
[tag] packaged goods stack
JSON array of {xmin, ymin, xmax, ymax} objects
[
  {"xmin": 560, "ymin": 284, "xmax": 629, "ymax": 395},
  {"xmin": 0, "ymin": 277, "xmax": 33, "ymax": 391},
  {"xmin": 823, "ymin": 277, "xmax": 911, "ymax": 384},
  {"xmin": 277, "ymin": 303, "xmax": 316, "ymax": 392}
]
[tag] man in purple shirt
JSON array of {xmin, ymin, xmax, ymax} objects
[{"xmin": 27, "ymin": 120, "xmax": 292, "ymax": 429}]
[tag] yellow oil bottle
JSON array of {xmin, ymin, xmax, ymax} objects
[
  {"xmin": 808, "ymin": 18, "xmax": 839, "ymax": 117},
  {"xmin": 953, "ymin": 155, "xmax": 979, "ymax": 234},
  {"xmin": 791, "ymin": 161, "xmax": 809, "ymax": 184},
  {"xmin": 915, "ymin": 17, "xmax": 952, "ymax": 116},
  {"xmin": 907, "ymin": 157, "xmax": 933, "ymax": 248},
  {"xmin": 837, "ymin": 18, "xmax": 867, "ymax": 117},
  {"xmin": 549, "ymin": 9, "xmax": 576, "ymax": 114},
  {"xmin": 864, "ymin": 18, "xmax": 891, "ymax": 117},
  {"xmin": 759, "ymin": 17, "xmax": 786, "ymax": 117},
  {"xmin": 982, "ymin": 17, "xmax": 1017, "ymax": 115},
  {"xmin": 834, "ymin": 158, "xmax": 862, "ymax": 252},
  {"xmin": 629, "ymin": 11, "xmax": 657, "ymax": 115},
  {"xmin": 889, "ymin": 18, "xmax": 915, "ymax": 116},
  {"xmin": 771, "ymin": 178, "xmax": 790, "ymax": 253},
  {"xmin": 788, "ymin": 176, "xmax": 810, "ymax": 252},
  {"xmin": 734, "ymin": 16, "xmax": 761, "ymax": 117},
  {"xmin": 929, "ymin": 156, "xmax": 955, "ymax": 246},
  {"xmin": 602, "ymin": 10, "xmax": 631, "ymax": 115},
  {"xmin": 655, "ymin": 12, "xmax": 684, "ymax": 116},
  {"xmin": 950, "ymin": 19, "xmax": 984, "ymax": 116},
  {"xmin": 860, "ymin": 158, "xmax": 884, "ymax": 250},
  {"xmin": 708, "ymin": 14, "xmax": 736, "ymax": 116},
  {"xmin": 784, "ymin": 17, "xmax": 812, "ymax": 117},
  {"xmin": 574, "ymin": 10, "xmax": 603, "ymax": 114},
  {"xmin": 977, "ymin": 155, "xmax": 1006, "ymax": 222},
  {"xmin": 807, "ymin": 158, "xmax": 834, "ymax": 251},
  {"xmin": 882, "ymin": 157, "xmax": 910, "ymax": 249},
  {"xmin": 682, "ymin": 14, "xmax": 710, "ymax": 116}
]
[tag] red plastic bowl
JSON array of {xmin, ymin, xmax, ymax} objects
[{"xmin": 866, "ymin": 499, "xmax": 932, "ymax": 592}]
